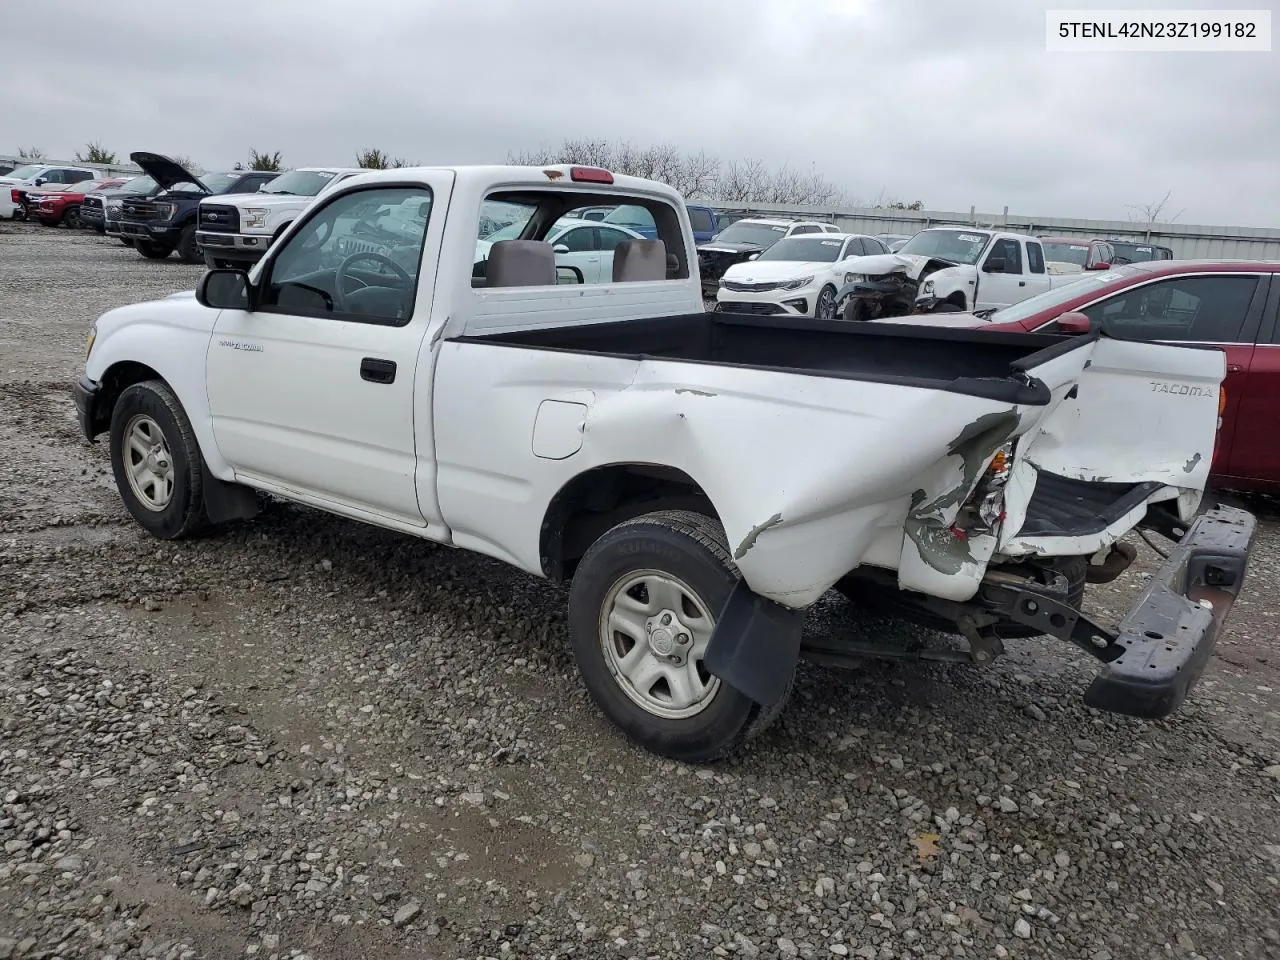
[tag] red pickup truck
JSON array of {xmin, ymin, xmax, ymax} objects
[{"xmin": 886, "ymin": 260, "xmax": 1280, "ymax": 493}]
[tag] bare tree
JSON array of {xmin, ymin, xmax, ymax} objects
[
  {"xmin": 171, "ymin": 155, "xmax": 203, "ymax": 174},
  {"xmin": 506, "ymin": 138, "xmax": 850, "ymax": 206},
  {"xmin": 1126, "ymin": 189, "xmax": 1185, "ymax": 224},
  {"xmin": 355, "ymin": 147, "xmax": 410, "ymax": 169},
  {"xmin": 247, "ymin": 149, "xmax": 284, "ymax": 171},
  {"xmin": 16, "ymin": 146, "xmax": 45, "ymax": 161},
  {"xmin": 75, "ymin": 142, "xmax": 116, "ymax": 164}
]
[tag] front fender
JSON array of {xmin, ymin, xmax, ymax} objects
[{"xmin": 84, "ymin": 310, "xmax": 229, "ymax": 479}]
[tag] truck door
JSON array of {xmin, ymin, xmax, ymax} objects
[
  {"xmin": 975, "ymin": 238, "xmax": 1031, "ymax": 310},
  {"xmin": 205, "ymin": 172, "xmax": 456, "ymax": 534},
  {"xmin": 1220, "ymin": 275, "xmax": 1280, "ymax": 486}
]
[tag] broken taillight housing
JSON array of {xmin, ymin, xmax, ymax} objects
[{"xmin": 957, "ymin": 443, "xmax": 1014, "ymax": 536}]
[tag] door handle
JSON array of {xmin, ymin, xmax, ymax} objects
[
  {"xmin": 1018, "ymin": 280, "xmax": 1026, "ymax": 286},
  {"xmin": 1227, "ymin": 363, "xmax": 1244, "ymax": 373},
  {"xmin": 360, "ymin": 357, "xmax": 397, "ymax": 384}
]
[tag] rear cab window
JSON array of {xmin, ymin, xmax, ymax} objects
[{"xmin": 473, "ymin": 187, "xmax": 690, "ymax": 289}]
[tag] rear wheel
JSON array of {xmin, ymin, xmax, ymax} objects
[
  {"xmin": 136, "ymin": 240, "xmax": 173, "ymax": 260},
  {"xmin": 108, "ymin": 380, "xmax": 208, "ymax": 540},
  {"xmin": 568, "ymin": 510, "xmax": 792, "ymax": 763}
]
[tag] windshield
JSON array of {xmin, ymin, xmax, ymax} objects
[
  {"xmin": 261, "ymin": 170, "xmax": 336, "ymax": 196},
  {"xmin": 757, "ymin": 237, "xmax": 849, "ymax": 263},
  {"xmin": 192, "ymin": 173, "xmax": 238, "ymax": 194},
  {"xmin": 1042, "ymin": 241, "xmax": 1090, "ymax": 266},
  {"xmin": 118, "ymin": 176, "xmax": 157, "ymax": 195},
  {"xmin": 712, "ymin": 222, "xmax": 788, "ymax": 247},
  {"xmin": 4, "ymin": 164, "xmax": 43, "ymax": 181},
  {"xmin": 1110, "ymin": 241, "xmax": 1168, "ymax": 264},
  {"xmin": 896, "ymin": 229, "xmax": 992, "ymax": 265},
  {"xmin": 604, "ymin": 204, "xmax": 654, "ymax": 230},
  {"xmin": 983, "ymin": 266, "xmax": 1144, "ymax": 325}
]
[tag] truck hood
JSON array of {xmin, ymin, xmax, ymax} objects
[
  {"xmin": 721, "ymin": 259, "xmax": 832, "ymax": 283},
  {"xmin": 129, "ymin": 151, "xmax": 207, "ymax": 193},
  {"xmin": 699, "ymin": 240, "xmax": 768, "ymax": 255},
  {"xmin": 210, "ymin": 192, "xmax": 313, "ymax": 209},
  {"xmin": 842, "ymin": 253, "xmax": 959, "ymax": 280}
]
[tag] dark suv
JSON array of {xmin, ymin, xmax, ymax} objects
[{"xmin": 117, "ymin": 152, "xmax": 276, "ymax": 263}]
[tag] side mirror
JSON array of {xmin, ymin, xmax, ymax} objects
[
  {"xmin": 982, "ymin": 257, "xmax": 1006, "ymax": 273},
  {"xmin": 1086, "ymin": 261, "xmax": 1111, "ymax": 271},
  {"xmin": 1055, "ymin": 311, "xmax": 1093, "ymax": 335},
  {"xmin": 196, "ymin": 268, "xmax": 253, "ymax": 311},
  {"xmin": 552, "ymin": 243, "xmax": 570, "ymax": 254},
  {"xmin": 33, "ymin": 177, "xmax": 46, "ymax": 186}
]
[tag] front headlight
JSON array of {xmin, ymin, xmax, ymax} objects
[
  {"xmin": 153, "ymin": 201, "xmax": 177, "ymax": 220},
  {"xmin": 844, "ymin": 272, "xmax": 865, "ymax": 285},
  {"xmin": 780, "ymin": 275, "xmax": 814, "ymax": 291},
  {"xmin": 243, "ymin": 207, "xmax": 269, "ymax": 229},
  {"xmin": 922, "ymin": 279, "xmax": 935, "ymax": 295},
  {"xmin": 85, "ymin": 324, "xmax": 97, "ymax": 362}
]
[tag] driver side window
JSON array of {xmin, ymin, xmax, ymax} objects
[{"xmin": 261, "ymin": 186, "xmax": 433, "ymax": 326}]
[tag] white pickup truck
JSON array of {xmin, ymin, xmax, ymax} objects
[
  {"xmin": 196, "ymin": 167, "xmax": 364, "ymax": 269},
  {"xmin": 835, "ymin": 227, "xmax": 1091, "ymax": 321},
  {"xmin": 72, "ymin": 164, "xmax": 1255, "ymax": 762}
]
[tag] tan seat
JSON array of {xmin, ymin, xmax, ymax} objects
[
  {"xmin": 487, "ymin": 239, "xmax": 557, "ymax": 287},
  {"xmin": 612, "ymin": 238, "xmax": 667, "ymax": 283}
]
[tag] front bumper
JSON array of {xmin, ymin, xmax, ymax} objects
[
  {"xmin": 119, "ymin": 221, "xmax": 181, "ymax": 243},
  {"xmin": 72, "ymin": 374, "xmax": 102, "ymax": 442},
  {"xmin": 1083, "ymin": 504, "xmax": 1256, "ymax": 718},
  {"xmin": 195, "ymin": 230, "xmax": 271, "ymax": 261},
  {"xmin": 80, "ymin": 208, "xmax": 105, "ymax": 228},
  {"xmin": 715, "ymin": 294, "xmax": 812, "ymax": 317}
]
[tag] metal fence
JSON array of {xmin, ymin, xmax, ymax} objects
[
  {"xmin": 0, "ymin": 155, "xmax": 143, "ymax": 179},
  {"xmin": 709, "ymin": 201, "xmax": 1280, "ymax": 261}
]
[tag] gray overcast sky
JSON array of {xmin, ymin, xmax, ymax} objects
[{"xmin": 2, "ymin": 0, "xmax": 1276, "ymax": 227}]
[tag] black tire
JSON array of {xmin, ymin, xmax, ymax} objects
[
  {"xmin": 842, "ymin": 297, "xmax": 871, "ymax": 322},
  {"xmin": 108, "ymin": 380, "xmax": 208, "ymax": 540},
  {"xmin": 136, "ymin": 240, "xmax": 173, "ymax": 260},
  {"xmin": 62, "ymin": 206, "xmax": 81, "ymax": 229},
  {"xmin": 119, "ymin": 236, "xmax": 134, "ymax": 247},
  {"xmin": 932, "ymin": 301, "xmax": 964, "ymax": 313},
  {"xmin": 814, "ymin": 285, "xmax": 838, "ymax": 320},
  {"xmin": 568, "ymin": 509, "xmax": 793, "ymax": 763},
  {"xmin": 177, "ymin": 224, "xmax": 201, "ymax": 264}
]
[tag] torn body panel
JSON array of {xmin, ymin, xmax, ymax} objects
[{"xmin": 834, "ymin": 254, "xmax": 957, "ymax": 321}]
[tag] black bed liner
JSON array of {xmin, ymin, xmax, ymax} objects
[
  {"xmin": 453, "ymin": 313, "xmax": 1095, "ymax": 407},
  {"xmin": 1018, "ymin": 470, "xmax": 1163, "ymax": 538}
]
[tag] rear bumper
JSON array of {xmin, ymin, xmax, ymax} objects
[{"xmin": 1084, "ymin": 504, "xmax": 1256, "ymax": 718}]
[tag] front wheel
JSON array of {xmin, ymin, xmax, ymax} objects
[
  {"xmin": 62, "ymin": 206, "xmax": 81, "ymax": 229},
  {"xmin": 135, "ymin": 240, "xmax": 173, "ymax": 260},
  {"xmin": 177, "ymin": 224, "xmax": 201, "ymax": 264},
  {"xmin": 109, "ymin": 380, "xmax": 209, "ymax": 540},
  {"xmin": 842, "ymin": 296, "xmax": 871, "ymax": 322},
  {"xmin": 931, "ymin": 301, "xmax": 964, "ymax": 313},
  {"xmin": 568, "ymin": 510, "xmax": 792, "ymax": 762},
  {"xmin": 814, "ymin": 285, "xmax": 838, "ymax": 320}
]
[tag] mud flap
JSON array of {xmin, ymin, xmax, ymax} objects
[{"xmin": 705, "ymin": 579, "xmax": 805, "ymax": 707}]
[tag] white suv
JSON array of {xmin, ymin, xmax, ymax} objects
[
  {"xmin": 196, "ymin": 167, "xmax": 364, "ymax": 268},
  {"xmin": 0, "ymin": 163, "xmax": 102, "ymax": 220}
]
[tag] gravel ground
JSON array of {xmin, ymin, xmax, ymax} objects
[{"xmin": 2, "ymin": 220, "xmax": 1280, "ymax": 960}]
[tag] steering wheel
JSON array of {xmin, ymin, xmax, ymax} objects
[{"xmin": 334, "ymin": 252, "xmax": 412, "ymax": 313}]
